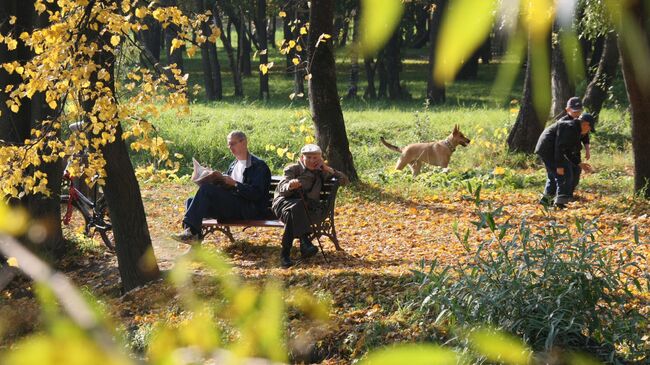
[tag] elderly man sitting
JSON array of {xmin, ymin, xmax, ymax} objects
[
  {"xmin": 172, "ymin": 131, "xmax": 272, "ymax": 243},
  {"xmin": 272, "ymin": 144, "xmax": 349, "ymax": 268}
]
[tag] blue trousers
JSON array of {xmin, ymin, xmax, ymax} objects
[
  {"xmin": 183, "ymin": 184, "xmax": 250, "ymax": 233},
  {"xmin": 542, "ymin": 159, "xmax": 578, "ymax": 204}
]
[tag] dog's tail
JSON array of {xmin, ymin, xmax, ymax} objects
[{"xmin": 380, "ymin": 136, "xmax": 402, "ymax": 153}]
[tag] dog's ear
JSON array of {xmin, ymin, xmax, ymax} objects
[{"xmin": 453, "ymin": 124, "xmax": 459, "ymax": 134}]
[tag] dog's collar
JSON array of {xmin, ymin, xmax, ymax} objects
[{"xmin": 443, "ymin": 138, "xmax": 456, "ymax": 152}]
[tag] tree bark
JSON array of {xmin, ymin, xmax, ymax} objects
[
  {"xmin": 411, "ymin": 3, "xmax": 429, "ymax": 49},
  {"xmin": 267, "ymin": 15, "xmax": 276, "ymax": 48},
  {"xmin": 582, "ymin": 32, "xmax": 618, "ymax": 121},
  {"xmin": 1, "ymin": 0, "xmax": 65, "ymax": 256},
  {"xmin": 618, "ymin": 2, "xmax": 650, "ymax": 198},
  {"xmin": 308, "ymin": 0, "xmax": 358, "ymax": 181},
  {"xmin": 456, "ymin": 49, "xmax": 480, "ymax": 80},
  {"xmin": 256, "ymin": 0, "xmax": 269, "ymax": 100},
  {"xmin": 550, "ymin": 23, "xmax": 575, "ymax": 118},
  {"xmin": 507, "ymin": 45, "xmax": 545, "ymax": 153},
  {"xmin": 426, "ymin": 0, "xmax": 446, "ymax": 104},
  {"xmin": 197, "ymin": 0, "xmax": 216, "ymax": 100},
  {"xmin": 84, "ymin": 22, "xmax": 160, "ymax": 292},
  {"xmin": 363, "ymin": 57, "xmax": 377, "ymax": 99},
  {"xmin": 163, "ymin": 0, "xmax": 184, "ymax": 79},
  {"xmin": 214, "ymin": 2, "xmax": 243, "ymax": 97},
  {"xmin": 345, "ymin": 7, "xmax": 360, "ymax": 99}
]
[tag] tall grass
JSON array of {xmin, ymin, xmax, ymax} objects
[{"xmin": 406, "ymin": 185, "xmax": 649, "ymax": 363}]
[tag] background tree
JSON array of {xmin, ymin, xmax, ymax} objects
[
  {"xmin": 426, "ymin": 0, "xmax": 447, "ymax": 104},
  {"xmin": 582, "ymin": 32, "xmax": 618, "ymax": 120},
  {"xmin": 308, "ymin": 0, "xmax": 358, "ymax": 181},
  {"xmin": 616, "ymin": 0, "xmax": 650, "ymax": 198}
]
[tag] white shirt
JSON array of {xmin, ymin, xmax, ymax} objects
[{"xmin": 230, "ymin": 159, "xmax": 247, "ymax": 183}]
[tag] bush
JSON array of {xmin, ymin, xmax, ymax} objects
[{"xmin": 408, "ymin": 185, "xmax": 649, "ymax": 363}]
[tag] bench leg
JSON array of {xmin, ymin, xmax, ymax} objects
[{"xmin": 203, "ymin": 226, "xmax": 235, "ymax": 243}]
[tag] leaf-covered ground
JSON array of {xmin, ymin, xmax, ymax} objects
[{"xmin": 2, "ymin": 179, "xmax": 649, "ymax": 362}]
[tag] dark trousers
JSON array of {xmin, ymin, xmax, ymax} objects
[
  {"xmin": 542, "ymin": 158, "xmax": 578, "ymax": 204},
  {"xmin": 272, "ymin": 197, "xmax": 324, "ymax": 256},
  {"xmin": 183, "ymin": 184, "xmax": 249, "ymax": 233}
]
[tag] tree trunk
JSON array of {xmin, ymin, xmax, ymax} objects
[
  {"xmin": 138, "ymin": 14, "xmax": 162, "ymax": 66},
  {"xmin": 282, "ymin": 13, "xmax": 292, "ymax": 75},
  {"xmin": 339, "ymin": 16, "xmax": 349, "ymax": 47},
  {"xmin": 507, "ymin": 45, "xmax": 545, "ymax": 153},
  {"xmin": 582, "ymin": 32, "xmax": 618, "ymax": 120},
  {"xmin": 384, "ymin": 28, "xmax": 409, "ymax": 99},
  {"xmin": 207, "ymin": 41, "xmax": 223, "ymax": 100},
  {"xmin": 214, "ymin": 2, "xmax": 243, "ymax": 97},
  {"xmin": 163, "ymin": 0, "xmax": 184, "ymax": 79},
  {"xmin": 411, "ymin": 4, "xmax": 429, "ymax": 49},
  {"xmin": 427, "ymin": 0, "xmax": 446, "ymax": 104},
  {"xmin": 197, "ymin": 0, "xmax": 216, "ymax": 100},
  {"xmin": 238, "ymin": 15, "xmax": 252, "ymax": 77},
  {"xmin": 308, "ymin": 0, "xmax": 358, "ymax": 181},
  {"xmin": 267, "ymin": 15, "xmax": 276, "ymax": 48},
  {"xmin": 618, "ymin": 2, "xmax": 650, "ymax": 198},
  {"xmin": 84, "ymin": 25, "xmax": 160, "ymax": 292},
  {"xmin": 456, "ymin": 49, "xmax": 480, "ymax": 80},
  {"xmin": 292, "ymin": 1, "xmax": 308, "ymax": 95},
  {"xmin": 550, "ymin": 22, "xmax": 575, "ymax": 117},
  {"xmin": 0, "ymin": 1, "xmax": 65, "ymax": 256},
  {"xmin": 363, "ymin": 57, "xmax": 377, "ymax": 99},
  {"xmin": 345, "ymin": 7, "xmax": 360, "ymax": 99},
  {"xmin": 256, "ymin": 0, "xmax": 269, "ymax": 100}
]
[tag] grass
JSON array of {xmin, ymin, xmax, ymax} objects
[{"xmin": 125, "ymin": 40, "xmax": 635, "ymax": 199}]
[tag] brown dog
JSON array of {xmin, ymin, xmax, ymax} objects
[{"xmin": 380, "ymin": 125, "xmax": 471, "ymax": 176}]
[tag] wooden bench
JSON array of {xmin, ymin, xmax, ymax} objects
[{"xmin": 201, "ymin": 176, "xmax": 343, "ymax": 251}]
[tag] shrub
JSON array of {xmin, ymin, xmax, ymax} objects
[{"xmin": 409, "ymin": 185, "xmax": 649, "ymax": 363}]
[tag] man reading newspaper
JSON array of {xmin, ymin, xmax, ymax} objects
[{"xmin": 172, "ymin": 131, "xmax": 272, "ymax": 244}]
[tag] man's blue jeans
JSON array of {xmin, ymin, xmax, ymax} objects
[
  {"xmin": 183, "ymin": 184, "xmax": 248, "ymax": 234},
  {"xmin": 542, "ymin": 158, "xmax": 574, "ymax": 204}
]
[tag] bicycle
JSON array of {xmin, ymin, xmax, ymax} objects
[{"xmin": 60, "ymin": 170, "xmax": 115, "ymax": 252}]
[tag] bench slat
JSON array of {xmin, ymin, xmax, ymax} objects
[{"xmin": 203, "ymin": 218, "xmax": 284, "ymax": 228}]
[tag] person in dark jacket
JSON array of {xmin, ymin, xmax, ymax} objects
[
  {"xmin": 535, "ymin": 113, "xmax": 595, "ymax": 208},
  {"xmin": 272, "ymin": 144, "xmax": 349, "ymax": 268},
  {"xmin": 557, "ymin": 97, "xmax": 593, "ymax": 197},
  {"xmin": 172, "ymin": 131, "xmax": 272, "ymax": 243}
]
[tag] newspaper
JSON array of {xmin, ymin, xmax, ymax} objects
[{"xmin": 191, "ymin": 158, "xmax": 225, "ymax": 186}]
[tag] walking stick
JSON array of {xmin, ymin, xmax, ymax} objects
[{"xmin": 297, "ymin": 189, "xmax": 329, "ymax": 263}]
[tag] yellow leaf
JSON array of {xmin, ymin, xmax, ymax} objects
[
  {"xmin": 7, "ymin": 257, "xmax": 19, "ymax": 267},
  {"xmin": 292, "ymin": 57, "xmax": 300, "ymax": 65},
  {"xmin": 48, "ymin": 100, "xmax": 57, "ymax": 109},
  {"xmin": 135, "ymin": 6, "xmax": 147, "ymax": 18},
  {"xmin": 300, "ymin": 27, "xmax": 307, "ymax": 35},
  {"xmin": 110, "ymin": 35, "xmax": 121, "ymax": 46},
  {"xmin": 286, "ymin": 152, "xmax": 295, "ymax": 160},
  {"xmin": 7, "ymin": 38, "xmax": 18, "ymax": 51},
  {"xmin": 279, "ymin": 11, "xmax": 287, "ymax": 18},
  {"xmin": 434, "ymin": 0, "xmax": 497, "ymax": 83},
  {"xmin": 10, "ymin": 104, "xmax": 19, "ymax": 113},
  {"xmin": 9, "ymin": 16, "xmax": 16, "ymax": 25},
  {"xmin": 259, "ymin": 64, "xmax": 268, "ymax": 75},
  {"xmin": 289, "ymin": 40, "xmax": 296, "ymax": 48},
  {"xmin": 15, "ymin": 66, "xmax": 24, "ymax": 74},
  {"xmin": 493, "ymin": 167, "xmax": 505, "ymax": 175},
  {"xmin": 359, "ymin": 0, "xmax": 404, "ymax": 56}
]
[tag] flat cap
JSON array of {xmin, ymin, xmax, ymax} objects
[{"xmin": 300, "ymin": 144, "xmax": 322, "ymax": 154}]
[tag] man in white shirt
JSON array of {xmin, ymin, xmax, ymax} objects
[{"xmin": 172, "ymin": 131, "xmax": 271, "ymax": 243}]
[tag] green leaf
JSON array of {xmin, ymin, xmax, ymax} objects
[
  {"xmin": 359, "ymin": 0, "xmax": 404, "ymax": 56},
  {"xmin": 469, "ymin": 328, "xmax": 532, "ymax": 365},
  {"xmin": 434, "ymin": 0, "xmax": 497, "ymax": 83},
  {"xmin": 360, "ymin": 344, "xmax": 459, "ymax": 365}
]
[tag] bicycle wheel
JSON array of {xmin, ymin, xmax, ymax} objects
[
  {"xmin": 60, "ymin": 195, "xmax": 91, "ymax": 240},
  {"xmin": 94, "ymin": 197, "xmax": 115, "ymax": 252}
]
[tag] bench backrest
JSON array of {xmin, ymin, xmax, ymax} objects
[{"xmin": 268, "ymin": 175, "xmax": 340, "ymax": 210}]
